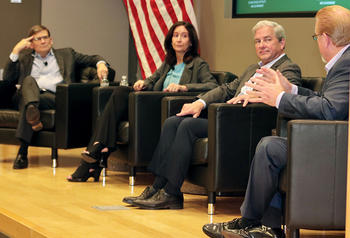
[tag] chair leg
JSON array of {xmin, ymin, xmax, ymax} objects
[
  {"xmin": 129, "ymin": 166, "xmax": 135, "ymax": 186},
  {"xmin": 285, "ymin": 227, "xmax": 300, "ymax": 238},
  {"xmin": 208, "ymin": 192, "xmax": 216, "ymax": 215},
  {"xmin": 51, "ymin": 148, "xmax": 58, "ymax": 168}
]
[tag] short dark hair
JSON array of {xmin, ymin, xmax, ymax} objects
[
  {"xmin": 164, "ymin": 21, "xmax": 199, "ymax": 67},
  {"xmin": 28, "ymin": 25, "xmax": 51, "ymax": 37}
]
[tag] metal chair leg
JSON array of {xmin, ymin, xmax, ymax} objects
[
  {"xmin": 129, "ymin": 166, "xmax": 135, "ymax": 186},
  {"xmin": 208, "ymin": 192, "xmax": 216, "ymax": 215},
  {"xmin": 285, "ymin": 226, "xmax": 300, "ymax": 238},
  {"xmin": 51, "ymin": 148, "xmax": 58, "ymax": 168}
]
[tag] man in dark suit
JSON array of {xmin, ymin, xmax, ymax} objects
[
  {"xmin": 124, "ymin": 20, "xmax": 301, "ymax": 210},
  {"xmin": 203, "ymin": 5, "xmax": 350, "ymax": 238},
  {"xmin": 2, "ymin": 25, "xmax": 109, "ymax": 169}
]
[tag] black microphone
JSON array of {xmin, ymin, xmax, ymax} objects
[{"xmin": 44, "ymin": 61, "xmax": 48, "ymax": 66}]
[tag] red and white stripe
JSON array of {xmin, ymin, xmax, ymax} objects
[{"xmin": 123, "ymin": 0, "xmax": 198, "ymax": 79}]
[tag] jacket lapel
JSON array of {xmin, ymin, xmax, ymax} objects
[
  {"xmin": 23, "ymin": 52, "xmax": 34, "ymax": 77},
  {"xmin": 53, "ymin": 49, "xmax": 65, "ymax": 77},
  {"xmin": 271, "ymin": 55, "xmax": 288, "ymax": 70},
  {"xmin": 179, "ymin": 60, "xmax": 193, "ymax": 84}
]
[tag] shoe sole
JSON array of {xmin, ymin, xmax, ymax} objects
[
  {"xmin": 202, "ymin": 227, "xmax": 224, "ymax": 238},
  {"xmin": 132, "ymin": 202, "xmax": 183, "ymax": 210},
  {"xmin": 122, "ymin": 198, "xmax": 135, "ymax": 205},
  {"xmin": 221, "ymin": 231, "xmax": 246, "ymax": 238},
  {"xmin": 26, "ymin": 105, "xmax": 43, "ymax": 131}
]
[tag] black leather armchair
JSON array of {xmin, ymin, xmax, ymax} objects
[
  {"xmin": 0, "ymin": 66, "xmax": 115, "ymax": 167},
  {"xmin": 91, "ymin": 71, "xmax": 237, "ymax": 185},
  {"xmin": 160, "ymin": 77, "xmax": 325, "ymax": 215},
  {"xmin": 280, "ymin": 120, "xmax": 347, "ymax": 238},
  {"xmin": 161, "ymin": 96, "xmax": 278, "ymax": 214}
]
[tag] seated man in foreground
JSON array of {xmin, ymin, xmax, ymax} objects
[{"xmin": 203, "ymin": 5, "xmax": 350, "ymax": 238}]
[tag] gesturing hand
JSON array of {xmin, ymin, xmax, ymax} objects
[
  {"xmin": 12, "ymin": 36, "xmax": 34, "ymax": 55},
  {"xmin": 245, "ymin": 68, "xmax": 288, "ymax": 107}
]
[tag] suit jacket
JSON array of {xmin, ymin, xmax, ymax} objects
[
  {"xmin": 199, "ymin": 55, "xmax": 301, "ymax": 104},
  {"xmin": 279, "ymin": 47, "xmax": 350, "ymax": 120},
  {"xmin": 143, "ymin": 56, "xmax": 218, "ymax": 92},
  {"xmin": 3, "ymin": 47, "xmax": 105, "ymax": 86}
]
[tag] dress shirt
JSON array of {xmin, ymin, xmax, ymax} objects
[
  {"xmin": 276, "ymin": 44, "xmax": 350, "ymax": 108},
  {"xmin": 198, "ymin": 53, "xmax": 286, "ymax": 108},
  {"xmin": 10, "ymin": 49, "xmax": 63, "ymax": 93},
  {"xmin": 9, "ymin": 50, "xmax": 107, "ymax": 93}
]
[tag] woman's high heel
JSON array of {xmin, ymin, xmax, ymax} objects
[
  {"xmin": 81, "ymin": 142, "xmax": 105, "ymax": 163},
  {"xmin": 67, "ymin": 161, "xmax": 102, "ymax": 182}
]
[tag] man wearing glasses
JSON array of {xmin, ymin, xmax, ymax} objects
[
  {"xmin": 203, "ymin": 5, "xmax": 350, "ymax": 238},
  {"xmin": 3, "ymin": 25, "xmax": 109, "ymax": 169}
]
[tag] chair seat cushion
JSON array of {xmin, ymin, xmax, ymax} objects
[
  {"xmin": 192, "ymin": 138, "xmax": 208, "ymax": 165},
  {"xmin": 0, "ymin": 109, "xmax": 55, "ymax": 130}
]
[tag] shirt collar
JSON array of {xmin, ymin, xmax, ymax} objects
[
  {"xmin": 258, "ymin": 53, "xmax": 286, "ymax": 68},
  {"xmin": 325, "ymin": 44, "xmax": 350, "ymax": 73},
  {"xmin": 32, "ymin": 48, "xmax": 54, "ymax": 59}
]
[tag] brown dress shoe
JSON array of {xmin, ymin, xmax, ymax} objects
[{"xmin": 26, "ymin": 104, "xmax": 43, "ymax": 131}]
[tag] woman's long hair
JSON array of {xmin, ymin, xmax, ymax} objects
[{"xmin": 164, "ymin": 21, "xmax": 199, "ymax": 67}]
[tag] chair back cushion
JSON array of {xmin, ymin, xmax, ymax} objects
[{"xmin": 211, "ymin": 71, "xmax": 237, "ymax": 85}]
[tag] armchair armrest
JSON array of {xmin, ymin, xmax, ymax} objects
[
  {"xmin": 55, "ymin": 82, "xmax": 99, "ymax": 148},
  {"xmin": 91, "ymin": 86, "xmax": 118, "ymax": 132},
  {"xmin": 205, "ymin": 103, "xmax": 278, "ymax": 191},
  {"xmin": 283, "ymin": 119, "xmax": 347, "ymax": 229},
  {"xmin": 161, "ymin": 96, "xmax": 197, "ymax": 124}
]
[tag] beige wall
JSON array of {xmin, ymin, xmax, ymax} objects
[
  {"xmin": 42, "ymin": 0, "xmax": 129, "ymax": 81},
  {"xmin": 199, "ymin": 1, "xmax": 326, "ymax": 78},
  {"xmin": 0, "ymin": 0, "xmax": 41, "ymax": 69}
]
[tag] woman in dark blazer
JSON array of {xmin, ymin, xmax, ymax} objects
[{"xmin": 67, "ymin": 21, "xmax": 218, "ymax": 182}]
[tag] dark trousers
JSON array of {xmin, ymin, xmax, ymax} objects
[
  {"xmin": 240, "ymin": 136, "xmax": 287, "ymax": 228},
  {"xmin": 16, "ymin": 76, "xmax": 55, "ymax": 143},
  {"xmin": 90, "ymin": 86, "xmax": 132, "ymax": 149},
  {"xmin": 148, "ymin": 115, "xmax": 208, "ymax": 190}
]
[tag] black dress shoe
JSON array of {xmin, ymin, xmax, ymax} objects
[
  {"xmin": 132, "ymin": 188, "xmax": 183, "ymax": 209},
  {"xmin": 222, "ymin": 226, "xmax": 283, "ymax": 238},
  {"xmin": 13, "ymin": 153, "xmax": 28, "ymax": 169},
  {"xmin": 122, "ymin": 186, "xmax": 158, "ymax": 205},
  {"xmin": 203, "ymin": 218, "xmax": 261, "ymax": 238}
]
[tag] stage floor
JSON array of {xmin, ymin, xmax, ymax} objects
[{"xmin": 0, "ymin": 144, "xmax": 345, "ymax": 238}]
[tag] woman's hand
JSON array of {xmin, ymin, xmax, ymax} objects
[
  {"xmin": 133, "ymin": 80, "xmax": 146, "ymax": 91},
  {"xmin": 163, "ymin": 83, "xmax": 188, "ymax": 92}
]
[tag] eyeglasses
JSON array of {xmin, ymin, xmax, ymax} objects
[
  {"xmin": 312, "ymin": 33, "xmax": 323, "ymax": 41},
  {"xmin": 32, "ymin": 35, "xmax": 50, "ymax": 42}
]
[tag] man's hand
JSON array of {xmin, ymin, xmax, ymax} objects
[
  {"xmin": 96, "ymin": 62, "xmax": 109, "ymax": 80},
  {"xmin": 12, "ymin": 36, "xmax": 34, "ymax": 55},
  {"xmin": 176, "ymin": 100, "xmax": 204, "ymax": 118},
  {"xmin": 163, "ymin": 83, "xmax": 188, "ymax": 92},
  {"xmin": 245, "ymin": 68, "xmax": 287, "ymax": 107},
  {"xmin": 226, "ymin": 93, "xmax": 259, "ymax": 107},
  {"xmin": 133, "ymin": 80, "xmax": 146, "ymax": 91},
  {"xmin": 255, "ymin": 68, "xmax": 293, "ymax": 93}
]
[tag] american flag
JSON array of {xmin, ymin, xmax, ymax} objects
[{"xmin": 123, "ymin": 0, "xmax": 198, "ymax": 79}]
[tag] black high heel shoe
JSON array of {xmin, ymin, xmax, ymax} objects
[
  {"xmin": 67, "ymin": 161, "xmax": 102, "ymax": 182},
  {"xmin": 81, "ymin": 143, "xmax": 105, "ymax": 163}
]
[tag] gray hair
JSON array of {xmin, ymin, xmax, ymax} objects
[{"xmin": 252, "ymin": 20, "xmax": 286, "ymax": 41}]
